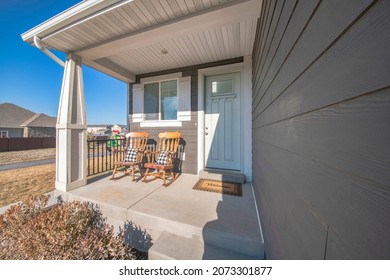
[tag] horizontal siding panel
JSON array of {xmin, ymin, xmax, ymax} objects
[
  {"xmin": 256, "ymin": 0, "xmax": 390, "ymax": 126},
  {"xmin": 254, "ymin": 0, "xmax": 374, "ymax": 120},
  {"xmin": 252, "ymin": 0, "xmax": 320, "ymax": 112},
  {"xmin": 253, "ymin": 139, "xmax": 390, "ymax": 259},
  {"xmin": 252, "ymin": 145, "xmax": 328, "ymax": 259},
  {"xmin": 255, "ymin": 88, "xmax": 390, "ymax": 187},
  {"xmin": 253, "ymin": 0, "xmax": 297, "ymax": 98},
  {"xmin": 252, "ymin": 0, "xmax": 390, "ymax": 260},
  {"xmin": 254, "ymin": 0, "xmax": 284, "ymax": 87}
]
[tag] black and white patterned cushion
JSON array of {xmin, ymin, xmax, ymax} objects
[
  {"xmin": 156, "ymin": 151, "xmax": 168, "ymax": 165},
  {"xmin": 125, "ymin": 148, "xmax": 138, "ymax": 163}
]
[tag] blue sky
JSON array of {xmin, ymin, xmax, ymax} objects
[{"xmin": 0, "ymin": 0, "xmax": 127, "ymax": 125}]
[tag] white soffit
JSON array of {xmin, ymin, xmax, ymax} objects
[
  {"xmin": 26, "ymin": 0, "xmax": 262, "ymax": 81},
  {"xmin": 104, "ymin": 19, "xmax": 258, "ymax": 74}
]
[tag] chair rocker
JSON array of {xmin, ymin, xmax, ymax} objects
[
  {"xmin": 111, "ymin": 132, "xmax": 149, "ymax": 181},
  {"xmin": 143, "ymin": 131, "xmax": 181, "ymax": 186}
]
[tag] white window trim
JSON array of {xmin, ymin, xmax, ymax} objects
[
  {"xmin": 133, "ymin": 71, "xmax": 191, "ymax": 127},
  {"xmin": 140, "ymin": 72, "xmax": 182, "ymax": 84},
  {"xmin": 140, "ymin": 120, "xmax": 182, "ymax": 127},
  {"xmin": 143, "ymin": 77, "xmax": 179, "ymax": 122},
  {"xmin": 0, "ymin": 131, "xmax": 8, "ymax": 138}
]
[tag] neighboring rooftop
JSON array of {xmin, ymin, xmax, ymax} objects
[{"xmin": 0, "ymin": 103, "xmax": 56, "ymax": 128}]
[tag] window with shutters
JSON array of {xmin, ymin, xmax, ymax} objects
[
  {"xmin": 132, "ymin": 72, "xmax": 191, "ymax": 127},
  {"xmin": 144, "ymin": 79, "xmax": 177, "ymax": 121}
]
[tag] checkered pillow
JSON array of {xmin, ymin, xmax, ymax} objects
[
  {"xmin": 156, "ymin": 151, "xmax": 168, "ymax": 165},
  {"xmin": 125, "ymin": 148, "xmax": 138, "ymax": 163}
]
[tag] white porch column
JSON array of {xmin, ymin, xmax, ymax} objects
[{"xmin": 55, "ymin": 54, "xmax": 87, "ymax": 192}]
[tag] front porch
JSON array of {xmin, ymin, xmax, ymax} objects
[{"xmin": 56, "ymin": 172, "xmax": 264, "ymax": 260}]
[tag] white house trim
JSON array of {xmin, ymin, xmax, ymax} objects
[
  {"xmin": 243, "ymin": 55, "xmax": 253, "ymax": 182},
  {"xmin": 55, "ymin": 54, "xmax": 87, "ymax": 192},
  {"xmin": 140, "ymin": 121, "xmax": 182, "ymax": 128},
  {"xmin": 133, "ymin": 72, "xmax": 191, "ymax": 126},
  {"xmin": 140, "ymin": 72, "xmax": 182, "ymax": 84},
  {"xmin": 21, "ymin": 0, "xmax": 121, "ymax": 43},
  {"xmin": 198, "ymin": 57, "xmax": 253, "ymax": 181}
]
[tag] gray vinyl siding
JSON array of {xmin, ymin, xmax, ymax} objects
[
  {"xmin": 252, "ymin": 0, "xmax": 390, "ymax": 259},
  {"xmin": 0, "ymin": 127, "xmax": 23, "ymax": 138},
  {"xmin": 128, "ymin": 58, "xmax": 243, "ymax": 175}
]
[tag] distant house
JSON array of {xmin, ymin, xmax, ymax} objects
[
  {"xmin": 87, "ymin": 124, "xmax": 126, "ymax": 137},
  {"xmin": 0, "ymin": 103, "xmax": 56, "ymax": 138},
  {"xmin": 87, "ymin": 124, "xmax": 111, "ymax": 136}
]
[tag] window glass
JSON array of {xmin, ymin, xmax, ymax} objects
[
  {"xmin": 212, "ymin": 79, "xmax": 233, "ymax": 95},
  {"xmin": 161, "ymin": 80, "xmax": 177, "ymax": 120},
  {"xmin": 144, "ymin": 83, "xmax": 159, "ymax": 120}
]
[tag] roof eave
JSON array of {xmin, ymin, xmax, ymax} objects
[{"xmin": 21, "ymin": 0, "xmax": 122, "ymax": 44}]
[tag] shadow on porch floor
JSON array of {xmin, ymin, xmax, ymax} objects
[{"xmin": 56, "ymin": 173, "xmax": 264, "ymax": 260}]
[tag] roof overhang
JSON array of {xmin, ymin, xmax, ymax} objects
[{"xmin": 22, "ymin": 0, "xmax": 262, "ymax": 83}]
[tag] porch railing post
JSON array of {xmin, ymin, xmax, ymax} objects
[{"xmin": 55, "ymin": 54, "xmax": 87, "ymax": 192}]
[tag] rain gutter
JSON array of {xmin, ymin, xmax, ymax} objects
[{"xmin": 33, "ymin": 36, "xmax": 65, "ymax": 67}]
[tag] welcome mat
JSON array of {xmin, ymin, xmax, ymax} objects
[{"xmin": 193, "ymin": 179, "xmax": 242, "ymax": 196}]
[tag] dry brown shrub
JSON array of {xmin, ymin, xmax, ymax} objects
[{"xmin": 0, "ymin": 195, "xmax": 137, "ymax": 260}]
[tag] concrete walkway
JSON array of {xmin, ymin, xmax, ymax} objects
[
  {"xmin": 0, "ymin": 159, "xmax": 55, "ymax": 171},
  {"xmin": 57, "ymin": 173, "xmax": 265, "ymax": 259}
]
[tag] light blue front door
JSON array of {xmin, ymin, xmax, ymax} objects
[{"xmin": 205, "ymin": 72, "xmax": 241, "ymax": 170}]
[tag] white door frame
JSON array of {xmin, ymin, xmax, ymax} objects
[{"xmin": 198, "ymin": 55, "xmax": 252, "ymax": 181}]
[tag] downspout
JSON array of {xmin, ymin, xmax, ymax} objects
[{"xmin": 33, "ymin": 36, "xmax": 65, "ymax": 67}]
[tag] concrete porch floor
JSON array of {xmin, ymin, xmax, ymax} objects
[{"xmin": 56, "ymin": 173, "xmax": 264, "ymax": 260}]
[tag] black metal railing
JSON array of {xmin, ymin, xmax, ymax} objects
[{"xmin": 87, "ymin": 137, "xmax": 126, "ymax": 177}]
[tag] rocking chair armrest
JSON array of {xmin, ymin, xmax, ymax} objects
[{"xmin": 145, "ymin": 150, "xmax": 159, "ymax": 155}]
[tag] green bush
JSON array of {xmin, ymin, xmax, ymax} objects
[{"xmin": 0, "ymin": 195, "xmax": 137, "ymax": 260}]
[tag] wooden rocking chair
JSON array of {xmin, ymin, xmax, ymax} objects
[
  {"xmin": 143, "ymin": 131, "xmax": 181, "ymax": 186},
  {"xmin": 111, "ymin": 132, "xmax": 149, "ymax": 181}
]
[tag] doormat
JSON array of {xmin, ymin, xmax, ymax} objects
[{"xmin": 193, "ymin": 179, "xmax": 242, "ymax": 196}]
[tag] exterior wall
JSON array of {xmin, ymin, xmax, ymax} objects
[
  {"xmin": 23, "ymin": 127, "xmax": 56, "ymax": 137},
  {"xmin": 128, "ymin": 58, "xmax": 243, "ymax": 175},
  {"xmin": 252, "ymin": 0, "xmax": 390, "ymax": 259},
  {"xmin": 0, "ymin": 127, "xmax": 23, "ymax": 138}
]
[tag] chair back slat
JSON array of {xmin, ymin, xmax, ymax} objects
[
  {"xmin": 126, "ymin": 132, "xmax": 149, "ymax": 150},
  {"xmin": 158, "ymin": 131, "xmax": 180, "ymax": 154}
]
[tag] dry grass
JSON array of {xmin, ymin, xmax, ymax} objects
[
  {"xmin": 0, "ymin": 148, "xmax": 119, "ymax": 208},
  {"xmin": 0, "ymin": 148, "xmax": 56, "ymax": 165},
  {"xmin": 0, "ymin": 164, "xmax": 55, "ymax": 208}
]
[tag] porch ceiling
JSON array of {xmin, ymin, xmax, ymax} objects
[{"xmin": 22, "ymin": 0, "xmax": 261, "ymax": 82}]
